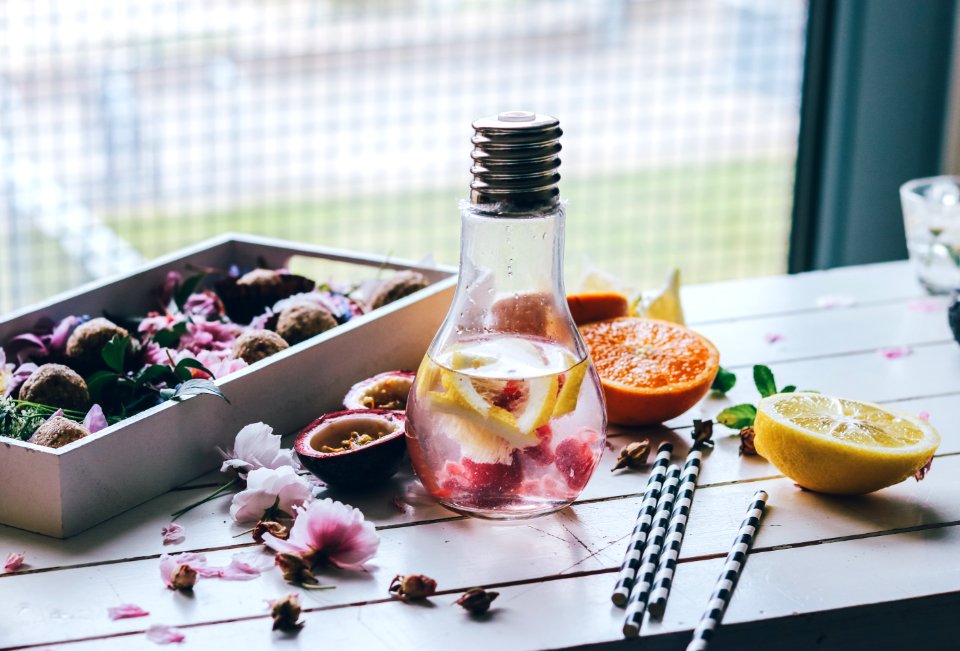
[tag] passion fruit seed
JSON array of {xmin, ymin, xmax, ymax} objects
[
  {"xmin": 343, "ymin": 371, "xmax": 416, "ymax": 411},
  {"xmin": 319, "ymin": 429, "xmax": 391, "ymax": 454}
]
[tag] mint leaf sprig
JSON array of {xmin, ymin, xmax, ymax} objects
[
  {"xmin": 711, "ymin": 366, "xmax": 737, "ymax": 395},
  {"xmin": 715, "ymin": 364, "xmax": 806, "ymax": 430}
]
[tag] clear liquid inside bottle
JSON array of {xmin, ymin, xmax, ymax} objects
[{"xmin": 406, "ymin": 178, "xmax": 607, "ymax": 518}]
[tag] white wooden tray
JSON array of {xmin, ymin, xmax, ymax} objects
[{"xmin": 0, "ymin": 233, "xmax": 455, "ymax": 537}]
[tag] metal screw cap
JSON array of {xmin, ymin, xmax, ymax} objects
[{"xmin": 470, "ymin": 111, "xmax": 562, "ymax": 209}]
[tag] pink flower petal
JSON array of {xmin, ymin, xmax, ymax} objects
[
  {"xmin": 108, "ymin": 604, "xmax": 150, "ymax": 621},
  {"xmin": 217, "ymin": 551, "xmax": 274, "ymax": 581},
  {"xmin": 82, "ymin": 404, "xmax": 109, "ymax": 434},
  {"xmin": 146, "ymin": 624, "xmax": 185, "ymax": 645},
  {"xmin": 4, "ymin": 552, "xmax": 25, "ymax": 572},
  {"xmin": 879, "ymin": 346, "xmax": 913, "ymax": 360},
  {"xmin": 907, "ymin": 299, "xmax": 944, "ymax": 313},
  {"xmin": 764, "ymin": 332, "xmax": 784, "ymax": 344},
  {"xmin": 161, "ymin": 523, "xmax": 185, "ymax": 545},
  {"xmin": 816, "ymin": 295, "xmax": 855, "ymax": 309},
  {"xmin": 918, "ymin": 411, "xmax": 931, "ymax": 421}
]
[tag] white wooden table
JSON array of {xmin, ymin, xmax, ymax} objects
[{"xmin": 2, "ymin": 260, "xmax": 958, "ymax": 650}]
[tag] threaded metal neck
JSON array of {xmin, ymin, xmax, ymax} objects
[{"xmin": 470, "ymin": 111, "xmax": 562, "ymax": 210}]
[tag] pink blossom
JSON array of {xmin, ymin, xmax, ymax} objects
[
  {"xmin": 138, "ymin": 313, "xmax": 181, "ymax": 337},
  {"xmin": 217, "ymin": 551, "xmax": 274, "ymax": 581},
  {"xmin": 4, "ymin": 552, "xmax": 25, "ymax": 572},
  {"xmin": 160, "ymin": 552, "xmax": 218, "ymax": 589},
  {"xmin": 190, "ymin": 349, "xmax": 247, "ymax": 380},
  {"xmin": 5, "ymin": 362, "xmax": 38, "ymax": 398},
  {"xmin": 879, "ymin": 346, "xmax": 913, "ymax": 360},
  {"xmin": 161, "ymin": 523, "xmax": 186, "ymax": 545},
  {"xmin": 764, "ymin": 332, "xmax": 784, "ymax": 344},
  {"xmin": 179, "ymin": 320, "xmax": 242, "ymax": 354},
  {"xmin": 159, "ymin": 271, "xmax": 184, "ymax": 305},
  {"xmin": 220, "ymin": 422, "xmax": 298, "ymax": 477},
  {"xmin": 83, "ymin": 404, "xmax": 108, "ymax": 434},
  {"xmin": 261, "ymin": 498, "xmax": 380, "ymax": 570},
  {"xmin": 816, "ymin": 295, "xmax": 855, "ymax": 309},
  {"xmin": 907, "ymin": 299, "xmax": 944, "ymax": 313},
  {"xmin": 918, "ymin": 411, "xmax": 931, "ymax": 421},
  {"xmin": 146, "ymin": 624, "xmax": 185, "ymax": 645},
  {"xmin": 142, "ymin": 342, "xmax": 175, "ymax": 366},
  {"xmin": 229, "ymin": 466, "xmax": 314, "ymax": 523},
  {"xmin": 183, "ymin": 290, "xmax": 224, "ymax": 318},
  {"xmin": 108, "ymin": 604, "xmax": 150, "ymax": 620}
]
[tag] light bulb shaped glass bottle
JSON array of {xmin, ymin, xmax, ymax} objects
[{"xmin": 405, "ymin": 112, "xmax": 606, "ymax": 519}]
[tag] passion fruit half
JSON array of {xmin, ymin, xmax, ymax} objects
[
  {"xmin": 343, "ymin": 371, "xmax": 416, "ymax": 411},
  {"xmin": 295, "ymin": 409, "xmax": 406, "ymax": 489}
]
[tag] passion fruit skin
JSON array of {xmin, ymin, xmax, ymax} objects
[
  {"xmin": 295, "ymin": 409, "xmax": 406, "ymax": 490},
  {"xmin": 343, "ymin": 370, "xmax": 416, "ymax": 411}
]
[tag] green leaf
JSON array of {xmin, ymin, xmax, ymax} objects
[
  {"xmin": 174, "ymin": 357, "xmax": 215, "ymax": 382},
  {"xmin": 716, "ymin": 403, "xmax": 757, "ymax": 429},
  {"xmin": 101, "ymin": 335, "xmax": 130, "ymax": 373},
  {"xmin": 137, "ymin": 364, "xmax": 176, "ymax": 384},
  {"xmin": 174, "ymin": 274, "xmax": 205, "ymax": 312},
  {"xmin": 753, "ymin": 365, "xmax": 777, "ymax": 398},
  {"xmin": 711, "ymin": 367, "xmax": 737, "ymax": 394},
  {"xmin": 781, "ymin": 384, "xmax": 797, "ymax": 393},
  {"xmin": 152, "ymin": 322, "xmax": 188, "ymax": 348},
  {"xmin": 170, "ymin": 379, "xmax": 230, "ymax": 403},
  {"xmin": 87, "ymin": 370, "xmax": 120, "ymax": 403}
]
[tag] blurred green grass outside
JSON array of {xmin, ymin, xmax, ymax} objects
[{"xmin": 5, "ymin": 156, "xmax": 793, "ymax": 311}]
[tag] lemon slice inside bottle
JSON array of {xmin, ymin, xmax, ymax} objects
[
  {"xmin": 552, "ymin": 360, "xmax": 587, "ymax": 418},
  {"xmin": 754, "ymin": 392, "xmax": 940, "ymax": 495}
]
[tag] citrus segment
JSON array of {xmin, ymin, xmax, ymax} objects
[
  {"xmin": 578, "ymin": 317, "xmax": 719, "ymax": 425},
  {"xmin": 753, "ymin": 393, "xmax": 940, "ymax": 495},
  {"xmin": 635, "ymin": 268, "xmax": 685, "ymax": 325}
]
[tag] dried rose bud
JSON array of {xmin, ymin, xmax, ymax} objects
[
  {"xmin": 389, "ymin": 574, "xmax": 438, "ymax": 602},
  {"xmin": 611, "ymin": 440, "xmax": 651, "ymax": 472},
  {"xmin": 170, "ymin": 564, "xmax": 197, "ymax": 592},
  {"xmin": 269, "ymin": 594, "xmax": 304, "ymax": 632},
  {"xmin": 738, "ymin": 426, "xmax": 757, "ymax": 456},
  {"xmin": 915, "ymin": 456, "xmax": 933, "ymax": 481},
  {"xmin": 275, "ymin": 553, "xmax": 317, "ymax": 585},
  {"xmin": 455, "ymin": 587, "xmax": 499, "ymax": 615},
  {"xmin": 254, "ymin": 520, "xmax": 289, "ymax": 544},
  {"xmin": 692, "ymin": 419, "xmax": 714, "ymax": 448}
]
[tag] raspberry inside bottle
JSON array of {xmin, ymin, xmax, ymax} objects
[{"xmin": 405, "ymin": 111, "xmax": 607, "ymax": 519}]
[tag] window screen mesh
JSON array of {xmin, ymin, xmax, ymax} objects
[{"xmin": 0, "ymin": 0, "xmax": 806, "ymax": 312}]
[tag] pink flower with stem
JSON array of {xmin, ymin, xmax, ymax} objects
[
  {"xmin": 261, "ymin": 498, "xmax": 380, "ymax": 571},
  {"xmin": 229, "ymin": 466, "xmax": 314, "ymax": 524},
  {"xmin": 170, "ymin": 422, "xmax": 298, "ymax": 521}
]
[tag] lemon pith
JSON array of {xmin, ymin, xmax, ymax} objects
[{"xmin": 753, "ymin": 393, "xmax": 940, "ymax": 495}]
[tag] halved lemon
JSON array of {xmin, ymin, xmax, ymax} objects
[{"xmin": 754, "ymin": 393, "xmax": 941, "ymax": 495}]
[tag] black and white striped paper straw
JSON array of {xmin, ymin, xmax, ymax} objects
[
  {"xmin": 647, "ymin": 448, "xmax": 704, "ymax": 618},
  {"xmin": 622, "ymin": 464, "xmax": 682, "ymax": 638},
  {"xmin": 611, "ymin": 442, "xmax": 673, "ymax": 607},
  {"xmin": 686, "ymin": 490, "xmax": 769, "ymax": 651}
]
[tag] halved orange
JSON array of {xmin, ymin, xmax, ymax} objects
[
  {"xmin": 566, "ymin": 292, "xmax": 630, "ymax": 326},
  {"xmin": 578, "ymin": 317, "xmax": 719, "ymax": 425}
]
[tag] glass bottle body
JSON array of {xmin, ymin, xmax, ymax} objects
[{"xmin": 405, "ymin": 202, "xmax": 607, "ymax": 519}]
